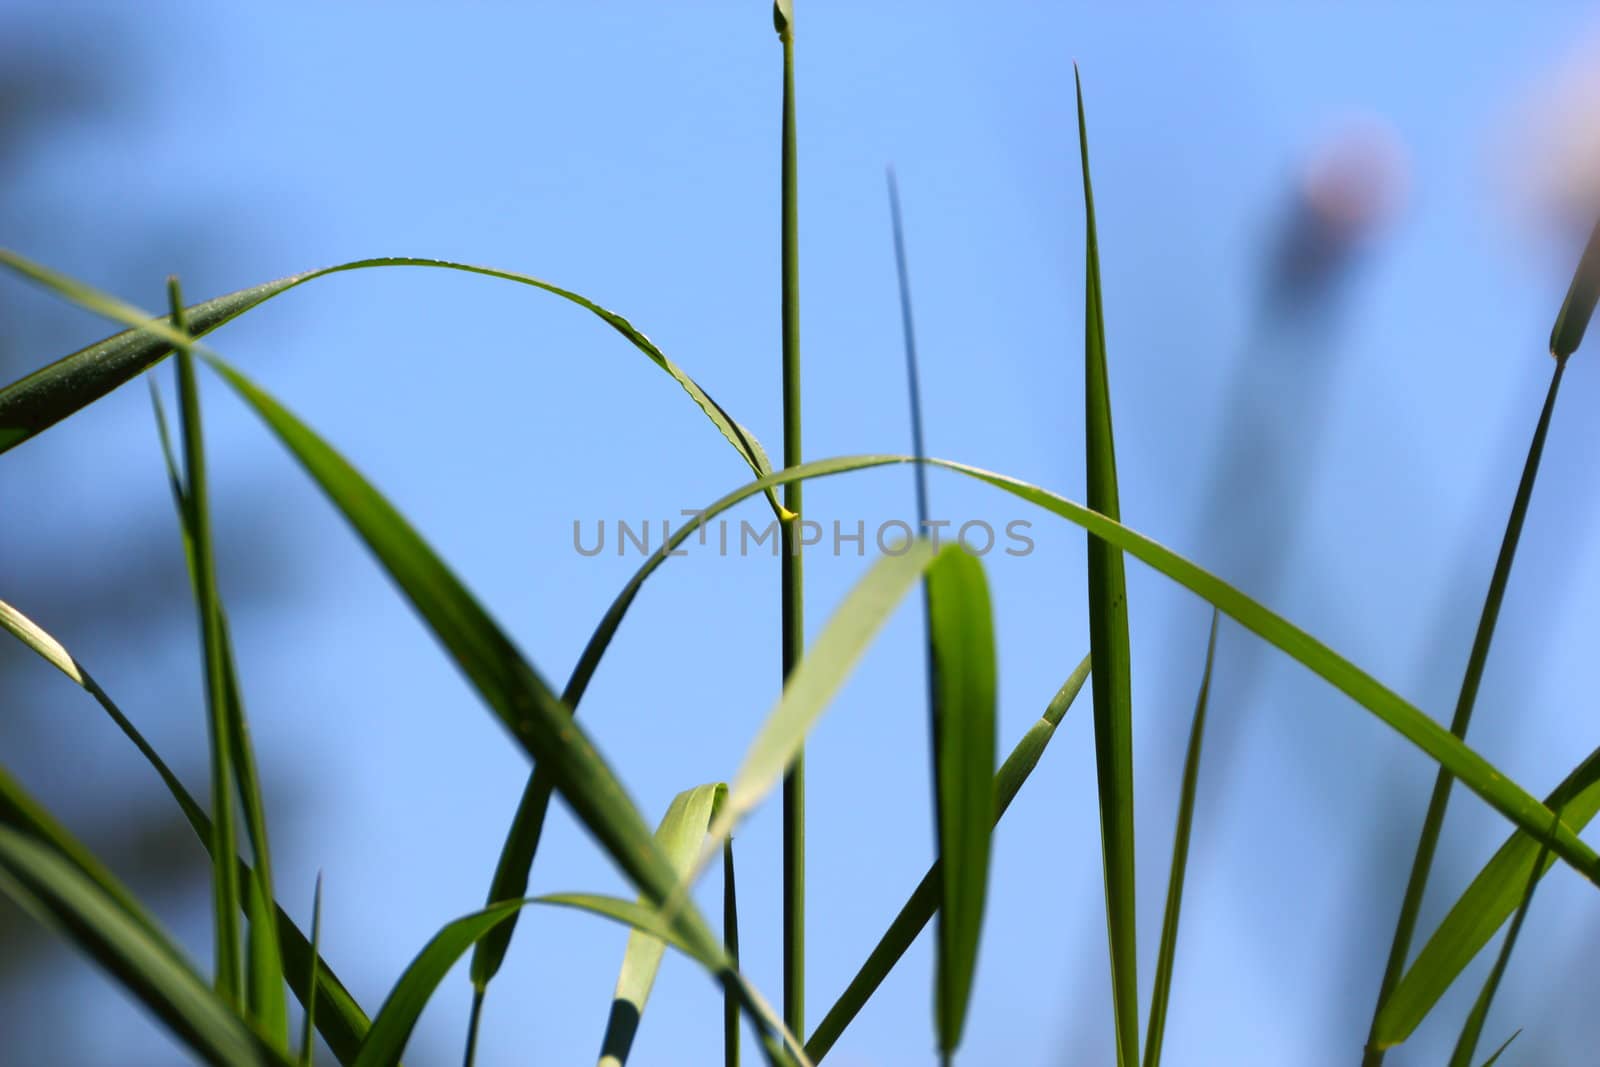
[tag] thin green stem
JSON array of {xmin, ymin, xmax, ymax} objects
[
  {"xmin": 776, "ymin": 3, "xmax": 805, "ymax": 1041},
  {"xmin": 724, "ymin": 838, "xmax": 741, "ymax": 1067},
  {"xmin": 1363, "ymin": 355, "xmax": 1568, "ymax": 1065}
]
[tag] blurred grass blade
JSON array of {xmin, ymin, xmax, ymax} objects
[
  {"xmin": 167, "ymin": 276, "xmax": 247, "ymax": 1011},
  {"xmin": 0, "ymin": 820, "xmax": 295, "ymax": 1067},
  {"xmin": 0, "ymin": 593, "xmax": 377, "ymax": 1062},
  {"xmin": 926, "ymin": 544, "xmax": 998, "ymax": 1059},
  {"xmin": 156, "ymin": 288, "xmax": 290, "ymax": 1048},
  {"xmin": 1549, "ymin": 216, "xmax": 1600, "ymax": 359},
  {"xmin": 1143, "ymin": 611, "xmax": 1218, "ymax": 1067},
  {"xmin": 1075, "ymin": 66, "xmax": 1139, "ymax": 1067},
  {"xmin": 302, "ymin": 874, "xmax": 324, "ymax": 1067},
  {"xmin": 1478, "ymin": 1029, "xmax": 1520, "ymax": 1067},
  {"xmin": 600, "ymin": 784, "xmax": 727, "ymax": 1067},
  {"xmin": 1447, "ymin": 807, "xmax": 1559, "ymax": 1067},
  {"xmin": 1374, "ymin": 746, "xmax": 1600, "ymax": 1047},
  {"xmin": 807, "ymin": 653, "xmax": 1091, "ymax": 1063},
  {"xmin": 725, "ymin": 836, "xmax": 742, "ymax": 1067},
  {"xmin": 1365, "ymin": 335, "xmax": 1570, "ymax": 1067},
  {"xmin": 0, "ymin": 249, "xmax": 788, "ymax": 519},
  {"xmin": 696, "ymin": 541, "xmax": 938, "ymax": 883}
]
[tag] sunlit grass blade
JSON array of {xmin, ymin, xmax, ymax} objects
[
  {"xmin": 1142, "ymin": 611, "xmax": 1218, "ymax": 1067},
  {"xmin": 600, "ymin": 783, "xmax": 727, "ymax": 1067},
  {"xmin": 806, "ymin": 653, "xmax": 1090, "ymax": 1063},
  {"xmin": 0, "ymin": 594, "xmax": 377, "ymax": 1062},
  {"xmin": 1075, "ymin": 65, "xmax": 1139, "ymax": 1067},
  {"xmin": 0, "ymin": 249, "xmax": 788, "ymax": 519},
  {"xmin": 152, "ymin": 310, "xmax": 289, "ymax": 1049},
  {"xmin": 926, "ymin": 544, "xmax": 998, "ymax": 1061},
  {"xmin": 1478, "ymin": 1029, "xmax": 1520, "ymax": 1067},
  {"xmin": 693, "ymin": 541, "xmax": 938, "ymax": 884},
  {"xmin": 302, "ymin": 874, "xmax": 324, "ymax": 1067},
  {"xmin": 1447, "ymin": 806, "xmax": 1559, "ymax": 1067},
  {"xmin": 1365, "ymin": 275, "xmax": 1576, "ymax": 1067},
  {"xmin": 0, "ymin": 820, "xmax": 295, "ymax": 1067},
  {"xmin": 167, "ymin": 276, "xmax": 246, "ymax": 1012},
  {"xmin": 1374, "ymin": 745, "xmax": 1600, "ymax": 1047},
  {"xmin": 725, "ymin": 836, "xmax": 742, "ymax": 1067}
]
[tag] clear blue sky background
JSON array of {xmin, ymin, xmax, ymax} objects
[{"xmin": 4, "ymin": 3, "xmax": 1600, "ymax": 1065}]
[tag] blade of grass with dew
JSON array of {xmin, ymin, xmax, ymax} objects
[
  {"xmin": 168, "ymin": 276, "xmax": 247, "ymax": 1012},
  {"xmin": 725, "ymin": 836, "xmax": 742, "ymax": 1067},
  {"xmin": 927, "ymin": 544, "xmax": 998, "ymax": 1061},
  {"xmin": 1364, "ymin": 241, "xmax": 1583, "ymax": 1067},
  {"xmin": 1143, "ymin": 611, "xmax": 1218, "ymax": 1067},
  {"xmin": 0, "ymin": 821, "xmax": 296, "ymax": 1067},
  {"xmin": 0, "ymin": 249, "xmax": 789, "ymax": 520},
  {"xmin": 561, "ymin": 452, "xmax": 1599, "ymax": 882},
  {"xmin": 1373, "ymin": 745, "xmax": 1600, "ymax": 1047},
  {"xmin": 1447, "ymin": 806, "xmax": 1561, "ymax": 1067},
  {"xmin": 693, "ymin": 540, "xmax": 938, "ymax": 886},
  {"xmin": 600, "ymin": 783, "xmax": 727, "ymax": 1067},
  {"xmin": 302, "ymin": 874, "xmax": 324, "ymax": 1067},
  {"xmin": 773, "ymin": 0, "xmax": 807, "ymax": 1039},
  {"xmin": 0, "ymin": 594, "xmax": 378, "ymax": 1062},
  {"xmin": 806, "ymin": 653, "xmax": 1091, "ymax": 1063},
  {"xmin": 153, "ymin": 344, "xmax": 289, "ymax": 1049},
  {"xmin": 1075, "ymin": 65, "xmax": 1139, "ymax": 1067},
  {"xmin": 196, "ymin": 353, "xmax": 805, "ymax": 1067}
]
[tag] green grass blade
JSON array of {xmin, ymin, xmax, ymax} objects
[
  {"xmin": 1549, "ymin": 216, "xmax": 1600, "ymax": 359},
  {"xmin": 806, "ymin": 653, "xmax": 1090, "ymax": 1063},
  {"xmin": 1374, "ymin": 746, "xmax": 1600, "ymax": 1047},
  {"xmin": 725, "ymin": 835, "xmax": 742, "ymax": 1067},
  {"xmin": 695, "ymin": 541, "xmax": 938, "ymax": 883},
  {"xmin": 600, "ymin": 784, "xmax": 727, "ymax": 1067},
  {"xmin": 0, "ymin": 820, "xmax": 294, "ymax": 1067},
  {"xmin": 0, "ymin": 249, "xmax": 788, "ymax": 520},
  {"xmin": 1447, "ymin": 807, "xmax": 1558, "ymax": 1067},
  {"xmin": 1478, "ymin": 1029, "xmax": 1520, "ymax": 1067},
  {"xmin": 1365, "ymin": 351, "xmax": 1570, "ymax": 1066},
  {"xmin": 775, "ymin": 1, "xmax": 807, "ymax": 1039},
  {"xmin": 167, "ymin": 276, "xmax": 246, "ymax": 1011},
  {"xmin": 302, "ymin": 874, "xmax": 324, "ymax": 1067},
  {"xmin": 1075, "ymin": 66, "xmax": 1139, "ymax": 1067},
  {"xmin": 0, "ymin": 595, "xmax": 377, "ymax": 1062},
  {"xmin": 927, "ymin": 545, "xmax": 998, "ymax": 1059},
  {"xmin": 1142, "ymin": 611, "xmax": 1219, "ymax": 1067}
]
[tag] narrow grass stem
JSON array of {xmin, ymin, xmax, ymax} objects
[
  {"xmin": 724, "ymin": 838, "xmax": 741, "ymax": 1067},
  {"xmin": 1363, "ymin": 354, "xmax": 1569, "ymax": 1065}
]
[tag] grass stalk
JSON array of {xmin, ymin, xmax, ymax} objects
[{"xmin": 725, "ymin": 838, "xmax": 742, "ymax": 1067}]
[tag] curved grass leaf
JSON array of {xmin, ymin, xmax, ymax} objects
[
  {"xmin": 558, "ymin": 453, "xmax": 1596, "ymax": 882},
  {"xmin": 807, "ymin": 653, "xmax": 1091, "ymax": 1063},
  {"xmin": 1075, "ymin": 66, "xmax": 1139, "ymax": 1067},
  {"xmin": 0, "ymin": 595, "xmax": 378, "ymax": 1063},
  {"xmin": 601, "ymin": 783, "xmax": 727, "ymax": 1067},
  {"xmin": 926, "ymin": 544, "xmax": 998, "ymax": 1058},
  {"xmin": 1143, "ymin": 611, "xmax": 1219, "ymax": 1067},
  {"xmin": 1373, "ymin": 745, "xmax": 1600, "ymax": 1048},
  {"xmin": 691, "ymin": 541, "xmax": 939, "ymax": 888},
  {"xmin": 0, "ymin": 249, "xmax": 788, "ymax": 519},
  {"xmin": 0, "ymin": 821, "xmax": 295, "ymax": 1067}
]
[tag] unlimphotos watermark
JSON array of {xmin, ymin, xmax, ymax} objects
[{"xmin": 572, "ymin": 513, "xmax": 1034, "ymax": 558}]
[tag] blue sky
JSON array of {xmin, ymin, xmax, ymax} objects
[{"xmin": 4, "ymin": 3, "xmax": 1600, "ymax": 1064}]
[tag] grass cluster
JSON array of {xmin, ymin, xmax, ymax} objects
[{"xmin": 2, "ymin": 5, "xmax": 1599, "ymax": 1064}]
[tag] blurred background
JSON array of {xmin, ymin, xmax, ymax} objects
[{"xmin": 2, "ymin": 3, "xmax": 1599, "ymax": 1064}]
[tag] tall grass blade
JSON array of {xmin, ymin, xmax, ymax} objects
[
  {"xmin": 1142, "ymin": 611, "xmax": 1219, "ymax": 1067},
  {"xmin": 725, "ymin": 836, "xmax": 742, "ymax": 1067},
  {"xmin": 695, "ymin": 540, "xmax": 938, "ymax": 881},
  {"xmin": 1477, "ymin": 1029, "xmax": 1520, "ymax": 1067},
  {"xmin": 1075, "ymin": 66, "xmax": 1139, "ymax": 1067},
  {"xmin": 1374, "ymin": 744, "xmax": 1600, "ymax": 1046},
  {"xmin": 167, "ymin": 276, "xmax": 247, "ymax": 1011},
  {"xmin": 0, "ymin": 249, "xmax": 787, "ymax": 519},
  {"xmin": 302, "ymin": 874, "xmax": 324, "ymax": 1067},
  {"xmin": 1365, "ymin": 282, "xmax": 1575, "ymax": 1067},
  {"xmin": 0, "ymin": 819, "xmax": 294, "ymax": 1067},
  {"xmin": 1447, "ymin": 807, "xmax": 1560, "ymax": 1067},
  {"xmin": 600, "ymin": 783, "xmax": 726, "ymax": 1067},
  {"xmin": 774, "ymin": 0, "xmax": 808, "ymax": 1039},
  {"xmin": 806, "ymin": 653, "xmax": 1091, "ymax": 1063},
  {"xmin": 0, "ymin": 595, "xmax": 377, "ymax": 1062},
  {"xmin": 927, "ymin": 544, "xmax": 998, "ymax": 1060}
]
